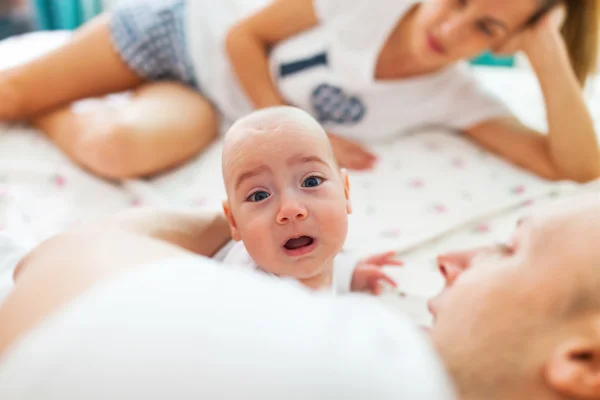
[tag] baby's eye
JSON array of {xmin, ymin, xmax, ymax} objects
[
  {"xmin": 301, "ymin": 176, "xmax": 324, "ymax": 188},
  {"xmin": 247, "ymin": 191, "xmax": 270, "ymax": 202}
]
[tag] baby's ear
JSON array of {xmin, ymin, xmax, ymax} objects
[
  {"xmin": 222, "ymin": 200, "xmax": 241, "ymax": 241},
  {"xmin": 340, "ymin": 168, "xmax": 352, "ymax": 214}
]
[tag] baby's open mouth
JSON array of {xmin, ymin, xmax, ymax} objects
[{"xmin": 283, "ymin": 236, "xmax": 314, "ymax": 250}]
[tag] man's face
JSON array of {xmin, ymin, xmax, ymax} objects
[{"xmin": 429, "ymin": 197, "xmax": 600, "ymax": 398}]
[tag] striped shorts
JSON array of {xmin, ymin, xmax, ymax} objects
[{"xmin": 109, "ymin": 0, "xmax": 198, "ymax": 87}]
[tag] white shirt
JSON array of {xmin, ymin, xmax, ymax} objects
[
  {"xmin": 214, "ymin": 240, "xmax": 358, "ymax": 294},
  {"xmin": 0, "ymin": 256, "xmax": 456, "ymax": 399},
  {"xmin": 186, "ymin": 0, "xmax": 510, "ymax": 142}
]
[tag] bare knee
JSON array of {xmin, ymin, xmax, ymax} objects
[{"xmin": 74, "ymin": 119, "xmax": 143, "ymax": 180}]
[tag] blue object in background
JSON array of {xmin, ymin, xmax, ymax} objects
[
  {"xmin": 470, "ymin": 52, "xmax": 515, "ymax": 67},
  {"xmin": 0, "ymin": 15, "xmax": 34, "ymax": 39},
  {"xmin": 33, "ymin": 0, "xmax": 103, "ymax": 31},
  {"xmin": 81, "ymin": 0, "xmax": 103, "ymax": 21}
]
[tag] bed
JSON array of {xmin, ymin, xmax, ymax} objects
[{"xmin": 0, "ymin": 31, "xmax": 599, "ymax": 324}]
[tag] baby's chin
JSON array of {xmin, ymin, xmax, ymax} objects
[{"xmin": 261, "ymin": 257, "xmax": 333, "ymax": 279}]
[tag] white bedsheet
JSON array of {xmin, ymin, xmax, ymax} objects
[{"xmin": 0, "ymin": 32, "xmax": 599, "ymax": 323}]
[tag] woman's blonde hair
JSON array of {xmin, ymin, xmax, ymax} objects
[
  {"xmin": 530, "ymin": 1, "xmax": 599, "ymax": 86},
  {"xmin": 560, "ymin": 0, "xmax": 599, "ymax": 86}
]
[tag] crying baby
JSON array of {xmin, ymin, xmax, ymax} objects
[{"xmin": 219, "ymin": 106, "xmax": 401, "ymax": 295}]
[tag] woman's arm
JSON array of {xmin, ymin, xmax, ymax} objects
[
  {"xmin": 226, "ymin": 0, "xmax": 378, "ymax": 170},
  {"xmin": 226, "ymin": 0, "xmax": 319, "ymax": 109},
  {"xmin": 465, "ymin": 11, "xmax": 600, "ymax": 182}
]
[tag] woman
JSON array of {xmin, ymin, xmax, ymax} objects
[{"xmin": 0, "ymin": 0, "xmax": 597, "ymax": 181}]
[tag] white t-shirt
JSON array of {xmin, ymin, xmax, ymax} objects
[
  {"xmin": 185, "ymin": 0, "xmax": 510, "ymax": 142},
  {"xmin": 214, "ymin": 240, "xmax": 359, "ymax": 294},
  {"xmin": 0, "ymin": 256, "xmax": 456, "ymax": 399}
]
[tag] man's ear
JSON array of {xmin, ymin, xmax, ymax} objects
[
  {"xmin": 545, "ymin": 325, "xmax": 600, "ymax": 399},
  {"xmin": 340, "ymin": 168, "xmax": 352, "ymax": 214},
  {"xmin": 222, "ymin": 200, "xmax": 241, "ymax": 241}
]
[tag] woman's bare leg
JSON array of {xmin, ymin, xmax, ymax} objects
[
  {"xmin": 0, "ymin": 13, "xmax": 143, "ymax": 120},
  {"xmin": 32, "ymin": 82, "xmax": 219, "ymax": 179},
  {"xmin": 0, "ymin": 11, "xmax": 219, "ymax": 179}
]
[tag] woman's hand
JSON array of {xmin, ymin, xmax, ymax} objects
[
  {"xmin": 495, "ymin": 4, "xmax": 567, "ymax": 62},
  {"xmin": 327, "ymin": 132, "xmax": 378, "ymax": 170},
  {"xmin": 472, "ymin": 3, "xmax": 600, "ymax": 183}
]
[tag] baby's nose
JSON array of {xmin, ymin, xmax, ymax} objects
[{"xmin": 276, "ymin": 199, "xmax": 308, "ymax": 224}]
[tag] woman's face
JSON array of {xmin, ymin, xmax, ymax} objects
[{"xmin": 412, "ymin": 0, "xmax": 543, "ymax": 63}]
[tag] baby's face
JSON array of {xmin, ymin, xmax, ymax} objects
[{"xmin": 223, "ymin": 127, "xmax": 350, "ymax": 280}]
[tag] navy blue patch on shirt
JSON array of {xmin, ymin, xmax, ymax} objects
[
  {"xmin": 278, "ymin": 52, "xmax": 366, "ymax": 125},
  {"xmin": 279, "ymin": 52, "xmax": 328, "ymax": 77},
  {"xmin": 311, "ymin": 83, "xmax": 366, "ymax": 125}
]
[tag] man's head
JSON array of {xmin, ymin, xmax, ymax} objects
[
  {"xmin": 221, "ymin": 107, "xmax": 351, "ymax": 282},
  {"xmin": 430, "ymin": 195, "xmax": 600, "ymax": 400}
]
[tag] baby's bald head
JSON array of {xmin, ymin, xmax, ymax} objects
[
  {"xmin": 220, "ymin": 107, "xmax": 351, "ymax": 282},
  {"xmin": 223, "ymin": 106, "xmax": 328, "ymax": 150},
  {"xmin": 222, "ymin": 106, "xmax": 336, "ymax": 193}
]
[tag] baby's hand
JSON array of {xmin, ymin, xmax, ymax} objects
[{"xmin": 351, "ymin": 251, "xmax": 403, "ymax": 295}]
